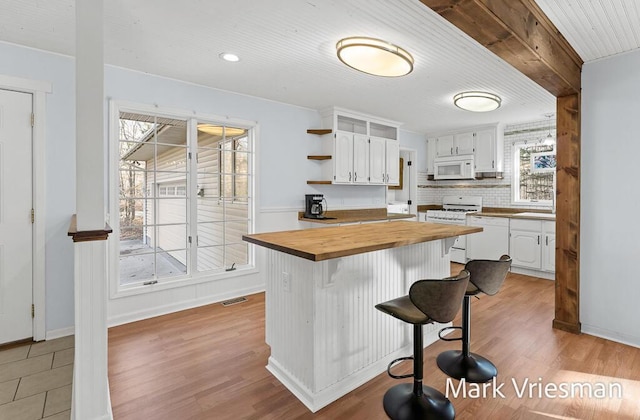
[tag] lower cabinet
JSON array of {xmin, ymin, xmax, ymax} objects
[
  {"xmin": 466, "ymin": 216, "xmax": 509, "ymax": 261},
  {"xmin": 509, "ymin": 219, "xmax": 555, "ymax": 273},
  {"xmin": 542, "ymin": 222, "xmax": 556, "ymax": 272}
]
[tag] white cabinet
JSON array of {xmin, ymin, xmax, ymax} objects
[
  {"xmin": 454, "ymin": 131, "xmax": 475, "ymax": 155},
  {"xmin": 510, "ymin": 228, "xmax": 542, "ymax": 269},
  {"xmin": 466, "ymin": 215, "xmax": 509, "ymax": 261},
  {"xmin": 474, "ymin": 127, "xmax": 504, "ymax": 172},
  {"xmin": 509, "ymin": 218, "xmax": 555, "ymax": 273},
  {"xmin": 334, "ymin": 131, "xmax": 369, "ymax": 184},
  {"xmin": 428, "ymin": 124, "xmax": 504, "ymax": 173},
  {"xmin": 369, "ymin": 136, "xmax": 386, "ymax": 184},
  {"xmin": 334, "ymin": 130, "xmax": 355, "ymax": 183},
  {"xmin": 435, "ymin": 134, "xmax": 454, "ymax": 157},
  {"xmin": 352, "ymin": 134, "xmax": 369, "ymax": 184},
  {"xmin": 434, "ymin": 133, "xmax": 474, "ymax": 157},
  {"xmin": 426, "ymin": 137, "xmax": 437, "ymax": 175},
  {"xmin": 313, "ymin": 107, "xmax": 401, "ymax": 186},
  {"xmin": 542, "ymin": 221, "xmax": 555, "ymax": 272},
  {"xmin": 385, "ymin": 138, "xmax": 400, "ymax": 185},
  {"xmin": 370, "ymin": 136, "xmax": 400, "ymax": 185}
]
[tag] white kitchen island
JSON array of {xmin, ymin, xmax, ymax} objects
[{"xmin": 243, "ymin": 221, "xmax": 481, "ymax": 412}]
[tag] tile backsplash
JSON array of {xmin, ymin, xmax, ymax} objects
[{"xmin": 418, "ymin": 118, "xmax": 555, "ymax": 210}]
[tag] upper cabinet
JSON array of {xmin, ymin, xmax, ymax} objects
[
  {"xmin": 474, "ymin": 127, "xmax": 504, "ymax": 173},
  {"xmin": 426, "ymin": 123, "xmax": 504, "ymax": 177},
  {"xmin": 453, "ymin": 132, "xmax": 474, "ymax": 155},
  {"xmin": 307, "ymin": 107, "xmax": 401, "ymax": 186}
]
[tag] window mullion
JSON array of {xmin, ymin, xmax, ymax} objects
[{"xmin": 188, "ymin": 118, "xmax": 198, "ymax": 275}]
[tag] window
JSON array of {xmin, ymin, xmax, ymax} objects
[
  {"xmin": 113, "ymin": 106, "xmax": 254, "ymax": 290},
  {"xmin": 512, "ymin": 142, "xmax": 555, "ymax": 204}
]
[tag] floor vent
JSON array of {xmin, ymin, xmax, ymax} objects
[{"xmin": 221, "ymin": 297, "xmax": 248, "ymax": 307}]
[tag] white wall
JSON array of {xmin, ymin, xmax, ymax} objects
[
  {"xmin": 581, "ymin": 49, "xmax": 640, "ymax": 347},
  {"xmin": 0, "ymin": 42, "xmax": 76, "ymax": 334},
  {"xmin": 0, "ymin": 41, "xmax": 427, "ymax": 332}
]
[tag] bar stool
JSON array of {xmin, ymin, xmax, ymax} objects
[
  {"xmin": 375, "ymin": 270, "xmax": 470, "ymax": 420},
  {"xmin": 436, "ymin": 255, "xmax": 512, "ymax": 383}
]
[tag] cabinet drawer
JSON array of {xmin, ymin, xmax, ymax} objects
[
  {"xmin": 543, "ymin": 220, "xmax": 555, "ymax": 234},
  {"xmin": 510, "ymin": 218, "xmax": 542, "ymax": 232},
  {"xmin": 467, "ymin": 216, "xmax": 509, "ymax": 227}
]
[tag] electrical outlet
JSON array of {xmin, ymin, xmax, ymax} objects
[{"xmin": 282, "ymin": 272, "xmax": 291, "ymax": 292}]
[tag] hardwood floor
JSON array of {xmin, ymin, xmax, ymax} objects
[{"xmin": 108, "ymin": 267, "xmax": 640, "ymax": 419}]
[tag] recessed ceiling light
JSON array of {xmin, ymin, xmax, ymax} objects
[
  {"xmin": 336, "ymin": 37, "xmax": 414, "ymax": 77},
  {"xmin": 453, "ymin": 91, "xmax": 501, "ymax": 112},
  {"xmin": 219, "ymin": 52, "xmax": 240, "ymax": 62}
]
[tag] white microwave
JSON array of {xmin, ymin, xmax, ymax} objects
[{"xmin": 434, "ymin": 155, "xmax": 476, "ymax": 180}]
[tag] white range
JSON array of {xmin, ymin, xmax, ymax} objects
[{"xmin": 425, "ymin": 196, "xmax": 483, "ymax": 263}]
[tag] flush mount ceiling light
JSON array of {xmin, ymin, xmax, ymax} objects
[
  {"xmin": 453, "ymin": 91, "xmax": 502, "ymax": 112},
  {"xmin": 197, "ymin": 124, "xmax": 246, "ymax": 137},
  {"xmin": 219, "ymin": 52, "xmax": 240, "ymax": 62},
  {"xmin": 336, "ymin": 37, "xmax": 414, "ymax": 77}
]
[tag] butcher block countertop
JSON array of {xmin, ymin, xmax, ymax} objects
[
  {"xmin": 298, "ymin": 208, "xmax": 414, "ymax": 224},
  {"xmin": 242, "ymin": 220, "xmax": 482, "ymax": 262}
]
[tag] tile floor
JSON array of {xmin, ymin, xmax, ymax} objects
[{"xmin": 0, "ymin": 336, "xmax": 73, "ymax": 420}]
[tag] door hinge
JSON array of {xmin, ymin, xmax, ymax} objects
[
  {"xmin": 31, "ymin": 209, "xmax": 35, "ymax": 224},
  {"xmin": 188, "ymin": 236, "xmax": 192, "ymax": 244},
  {"xmin": 31, "ymin": 304, "xmax": 35, "ymax": 318},
  {"xmin": 31, "ymin": 113, "xmax": 35, "ymax": 127},
  {"xmin": 188, "ymin": 152, "xmax": 192, "ymax": 160}
]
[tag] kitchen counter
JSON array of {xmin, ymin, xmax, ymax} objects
[
  {"xmin": 472, "ymin": 208, "xmax": 555, "ymax": 221},
  {"xmin": 298, "ymin": 207, "xmax": 414, "ymax": 224},
  {"xmin": 243, "ymin": 220, "xmax": 481, "ymax": 261},
  {"xmin": 244, "ymin": 220, "xmax": 482, "ymax": 412}
]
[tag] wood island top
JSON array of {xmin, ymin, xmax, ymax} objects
[{"xmin": 242, "ymin": 220, "xmax": 482, "ymax": 262}]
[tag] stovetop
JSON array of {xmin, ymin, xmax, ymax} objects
[{"xmin": 426, "ymin": 196, "xmax": 482, "ymax": 219}]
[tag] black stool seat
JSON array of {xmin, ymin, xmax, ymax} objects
[
  {"xmin": 436, "ymin": 255, "xmax": 512, "ymax": 384},
  {"xmin": 375, "ymin": 270, "xmax": 470, "ymax": 420}
]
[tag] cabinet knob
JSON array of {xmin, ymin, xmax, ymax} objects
[
  {"xmin": 349, "ymin": 171, "xmax": 352, "ymax": 181},
  {"xmin": 538, "ymin": 235, "xmax": 540, "ymax": 245},
  {"xmin": 456, "ymin": 146, "xmax": 459, "ymax": 154},
  {"xmin": 354, "ymin": 172, "xmax": 357, "ymax": 182}
]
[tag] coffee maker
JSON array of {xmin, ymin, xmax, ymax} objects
[{"xmin": 304, "ymin": 194, "xmax": 334, "ymax": 219}]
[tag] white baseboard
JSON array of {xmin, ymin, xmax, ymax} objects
[
  {"xmin": 46, "ymin": 326, "xmax": 75, "ymax": 340},
  {"xmin": 581, "ymin": 324, "xmax": 640, "ymax": 349},
  {"xmin": 510, "ymin": 266, "xmax": 554, "ymax": 280},
  {"xmin": 107, "ymin": 285, "xmax": 265, "ymax": 328}
]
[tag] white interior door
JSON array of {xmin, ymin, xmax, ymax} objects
[{"xmin": 0, "ymin": 89, "xmax": 33, "ymax": 344}]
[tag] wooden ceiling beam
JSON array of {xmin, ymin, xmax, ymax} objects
[
  {"xmin": 419, "ymin": 0, "xmax": 583, "ymax": 334},
  {"xmin": 420, "ymin": 0, "xmax": 583, "ymax": 96}
]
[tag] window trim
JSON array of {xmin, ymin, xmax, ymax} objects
[
  {"xmin": 108, "ymin": 100, "xmax": 256, "ymax": 299},
  {"xmin": 510, "ymin": 141, "xmax": 556, "ymax": 207}
]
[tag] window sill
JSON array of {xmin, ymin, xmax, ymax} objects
[{"xmin": 110, "ymin": 265, "xmax": 259, "ymax": 299}]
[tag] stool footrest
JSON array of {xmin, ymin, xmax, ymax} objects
[
  {"xmin": 387, "ymin": 356, "xmax": 414, "ymax": 379},
  {"xmin": 438, "ymin": 326, "xmax": 463, "ymax": 341}
]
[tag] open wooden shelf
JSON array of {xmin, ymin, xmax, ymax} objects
[
  {"xmin": 307, "ymin": 155, "xmax": 332, "ymax": 160},
  {"xmin": 307, "ymin": 129, "xmax": 332, "ymax": 135},
  {"xmin": 307, "ymin": 180, "xmax": 332, "ymax": 185}
]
